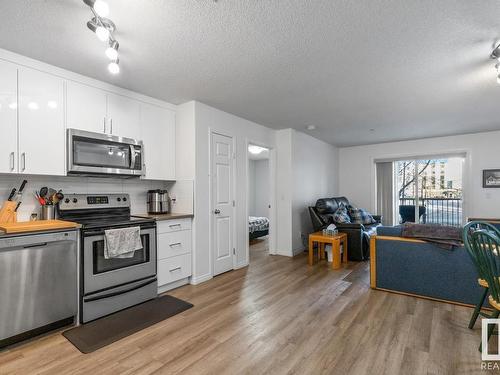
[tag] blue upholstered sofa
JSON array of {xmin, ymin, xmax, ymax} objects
[{"xmin": 370, "ymin": 226, "xmax": 484, "ymax": 306}]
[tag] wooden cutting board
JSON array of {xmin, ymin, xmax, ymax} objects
[{"xmin": 0, "ymin": 220, "xmax": 80, "ymax": 234}]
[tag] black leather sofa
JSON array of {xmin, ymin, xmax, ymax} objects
[{"xmin": 308, "ymin": 197, "xmax": 381, "ymax": 261}]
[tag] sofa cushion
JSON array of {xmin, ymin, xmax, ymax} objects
[
  {"xmin": 332, "ymin": 206, "xmax": 351, "ymax": 223},
  {"xmin": 315, "ymin": 197, "xmax": 351, "ymax": 215},
  {"xmin": 348, "ymin": 206, "xmax": 376, "ymax": 225},
  {"xmin": 315, "ymin": 198, "xmax": 338, "ymax": 214}
]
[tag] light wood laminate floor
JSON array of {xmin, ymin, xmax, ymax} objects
[{"xmin": 0, "ymin": 238, "xmax": 494, "ymax": 374}]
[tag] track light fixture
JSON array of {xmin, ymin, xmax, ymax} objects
[{"xmin": 83, "ymin": 0, "xmax": 120, "ymax": 74}]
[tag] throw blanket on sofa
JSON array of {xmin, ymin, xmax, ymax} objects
[{"xmin": 401, "ymin": 223, "xmax": 463, "ymax": 250}]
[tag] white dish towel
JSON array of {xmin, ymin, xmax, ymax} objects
[{"xmin": 104, "ymin": 226, "xmax": 143, "ymax": 259}]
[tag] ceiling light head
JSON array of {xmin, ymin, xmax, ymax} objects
[
  {"xmin": 305, "ymin": 125, "xmax": 316, "ymax": 130},
  {"xmin": 105, "ymin": 40, "xmax": 119, "ymax": 60},
  {"xmin": 95, "ymin": 25, "xmax": 110, "ymax": 42},
  {"xmin": 108, "ymin": 59, "xmax": 120, "ymax": 74},
  {"xmin": 248, "ymin": 145, "xmax": 266, "ymax": 155},
  {"xmin": 83, "ymin": 0, "xmax": 109, "ymax": 17},
  {"xmin": 93, "ymin": 0, "xmax": 109, "ymax": 17},
  {"xmin": 87, "ymin": 17, "xmax": 115, "ymax": 40}
]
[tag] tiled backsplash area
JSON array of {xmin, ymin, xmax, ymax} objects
[{"xmin": 0, "ymin": 175, "xmax": 194, "ymax": 221}]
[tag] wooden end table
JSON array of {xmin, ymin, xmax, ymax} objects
[{"xmin": 308, "ymin": 231, "xmax": 348, "ymax": 270}]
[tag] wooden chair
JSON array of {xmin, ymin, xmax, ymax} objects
[
  {"xmin": 470, "ymin": 228, "xmax": 500, "ymax": 351},
  {"xmin": 463, "ymin": 221, "xmax": 500, "ymax": 329}
]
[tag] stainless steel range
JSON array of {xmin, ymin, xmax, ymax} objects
[{"xmin": 58, "ymin": 193, "xmax": 157, "ymax": 323}]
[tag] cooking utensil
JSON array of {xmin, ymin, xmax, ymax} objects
[
  {"xmin": 7, "ymin": 188, "xmax": 16, "ymax": 201},
  {"xmin": 39, "ymin": 187, "xmax": 48, "ymax": 198},
  {"xmin": 16, "ymin": 180, "xmax": 27, "ymax": 200},
  {"xmin": 12, "ymin": 180, "xmax": 28, "ymax": 212},
  {"xmin": 34, "ymin": 192, "xmax": 45, "ymax": 206}
]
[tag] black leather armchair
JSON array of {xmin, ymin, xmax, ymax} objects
[{"xmin": 308, "ymin": 197, "xmax": 382, "ymax": 261}]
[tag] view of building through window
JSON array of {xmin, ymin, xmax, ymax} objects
[{"xmin": 395, "ymin": 157, "xmax": 463, "ymax": 226}]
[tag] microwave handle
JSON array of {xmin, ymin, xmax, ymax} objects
[{"xmin": 129, "ymin": 145, "xmax": 137, "ymax": 169}]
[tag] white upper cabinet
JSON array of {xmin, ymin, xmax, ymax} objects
[
  {"xmin": 0, "ymin": 61, "xmax": 18, "ymax": 173},
  {"xmin": 66, "ymin": 81, "xmax": 107, "ymax": 134},
  {"xmin": 18, "ymin": 67, "xmax": 65, "ymax": 176},
  {"xmin": 107, "ymin": 93, "xmax": 141, "ymax": 140},
  {"xmin": 141, "ymin": 103, "xmax": 176, "ymax": 180}
]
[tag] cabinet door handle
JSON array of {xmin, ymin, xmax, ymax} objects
[
  {"xmin": 9, "ymin": 152, "xmax": 14, "ymax": 171},
  {"xmin": 169, "ymin": 242, "xmax": 181, "ymax": 247},
  {"xmin": 110, "ymin": 118, "xmax": 113, "ymax": 134},
  {"xmin": 21, "ymin": 152, "xmax": 26, "ymax": 172},
  {"xmin": 169, "ymin": 266, "xmax": 182, "ymax": 272},
  {"xmin": 103, "ymin": 117, "xmax": 106, "ymax": 133},
  {"xmin": 169, "ymin": 224, "xmax": 181, "ymax": 228}
]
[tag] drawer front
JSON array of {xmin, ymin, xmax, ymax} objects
[
  {"xmin": 158, "ymin": 254, "xmax": 192, "ymax": 286},
  {"xmin": 158, "ymin": 230, "xmax": 192, "ymax": 260},
  {"xmin": 157, "ymin": 218, "xmax": 192, "ymax": 233}
]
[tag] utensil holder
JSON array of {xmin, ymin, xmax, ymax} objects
[
  {"xmin": 0, "ymin": 201, "xmax": 17, "ymax": 223},
  {"xmin": 40, "ymin": 205, "xmax": 55, "ymax": 220}
]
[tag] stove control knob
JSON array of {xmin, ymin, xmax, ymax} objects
[
  {"xmin": 117, "ymin": 197, "xmax": 121, "ymax": 202},
  {"xmin": 64, "ymin": 198, "xmax": 70, "ymax": 204},
  {"xmin": 123, "ymin": 197, "xmax": 127, "ymax": 202},
  {"xmin": 72, "ymin": 198, "xmax": 78, "ymax": 204}
]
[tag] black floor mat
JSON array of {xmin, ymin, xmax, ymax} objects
[{"xmin": 63, "ymin": 295, "xmax": 193, "ymax": 353}]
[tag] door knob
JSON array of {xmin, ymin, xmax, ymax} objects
[{"xmin": 214, "ymin": 209, "xmax": 221, "ymax": 214}]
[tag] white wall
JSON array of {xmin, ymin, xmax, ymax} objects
[
  {"xmin": 177, "ymin": 101, "xmax": 277, "ymax": 284},
  {"xmin": 254, "ymin": 159, "xmax": 270, "ymax": 217},
  {"xmin": 248, "ymin": 159, "xmax": 269, "ymax": 217},
  {"xmin": 338, "ymin": 130, "xmax": 500, "ymax": 219},
  {"xmin": 248, "ymin": 160, "xmax": 256, "ymax": 216},
  {"xmin": 275, "ymin": 129, "xmax": 293, "ymax": 255},
  {"xmin": 291, "ymin": 131, "xmax": 339, "ymax": 254}
]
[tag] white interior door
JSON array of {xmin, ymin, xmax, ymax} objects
[{"xmin": 211, "ymin": 132, "xmax": 234, "ymax": 276}]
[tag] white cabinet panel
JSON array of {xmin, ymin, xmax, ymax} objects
[
  {"xmin": 0, "ymin": 61, "xmax": 18, "ymax": 173},
  {"xmin": 158, "ymin": 254, "xmax": 192, "ymax": 286},
  {"xmin": 158, "ymin": 230, "xmax": 192, "ymax": 260},
  {"xmin": 157, "ymin": 218, "xmax": 192, "ymax": 234},
  {"xmin": 107, "ymin": 93, "xmax": 141, "ymax": 139},
  {"xmin": 66, "ymin": 81, "xmax": 107, "ymax": 134},
  {"xmin": 141, "ymin": 103, "xmax": 175, "ymax": 180},
  {"xmin": 18, "ymin": 67, "xmax": 65, "ymax": 176}
]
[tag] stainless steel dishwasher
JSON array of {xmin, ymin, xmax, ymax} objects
[{"xmin": 0, "ymin": 230, "xmax": 78, "ymax": 348}]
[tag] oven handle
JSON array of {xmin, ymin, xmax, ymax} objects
[
  {"xmin": 83, "ymin": 224, "xmax": 156, "ymax": 237},
  {"xmin": 84, "ymin": 277, "xmax": 157, "ymax": 302}
]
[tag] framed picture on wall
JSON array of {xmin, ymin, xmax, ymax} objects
[{"xmin": 483, "ymin": 169, "xmax": 500, "ymax": 188}]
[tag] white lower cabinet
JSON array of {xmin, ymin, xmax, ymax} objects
[
  {"xmin": 157, "ymin": 218, "xmax": 193, "ymax": 292},
  {"xmin": 158, "ymin": 254, "xmax": 192, "ymax": 286}
]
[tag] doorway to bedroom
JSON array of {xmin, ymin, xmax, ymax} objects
[{"xmin": 247, "ymin": 143, "xmax": 273, "ymax": 261}]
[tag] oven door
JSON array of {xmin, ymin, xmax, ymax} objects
[
  {"xmin": 82, "ymin": 225, "xmax": 156, "ymax": 295},
  {"xmin": 67, "ymin": 128, "xmax": 144, "ymax": 176}
]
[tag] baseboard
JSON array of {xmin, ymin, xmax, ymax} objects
[
  {"xmin": 190, "ymin": 273, "xmax": 212, "ymax": 285},
  {"xmin": 158, "ymin": 277, "xmax": 190, "ymax": 294},
  {"xmin": 234, "ymin": 262, "xmax": 249, "ymax": 269},
  {"xmin": 292, "ymin": 248, "xmax": 305, "ymax": 256}
]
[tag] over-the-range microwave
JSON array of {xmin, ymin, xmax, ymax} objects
[{"xmin": 67, "ymin": 129, "xmax": 144, "ymax": 177}]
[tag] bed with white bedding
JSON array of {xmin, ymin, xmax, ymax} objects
[{"xmin": 249, "ymin": 216, "xmax": 269, "ymax": 240}]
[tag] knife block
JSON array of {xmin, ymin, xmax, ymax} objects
[{"xmin": 0, "ymin": 201, "xmax": 17, "ymax": 223}]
